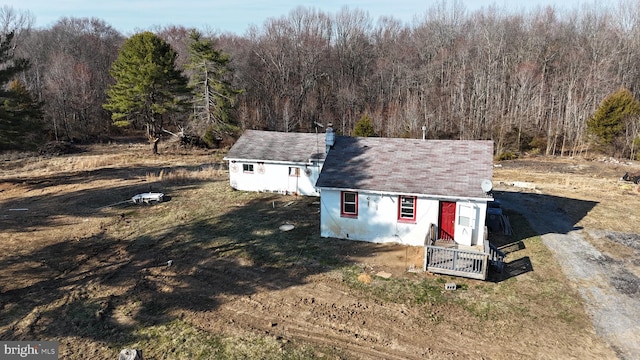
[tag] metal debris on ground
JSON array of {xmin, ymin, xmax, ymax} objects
[
  {"xmin": 97, "ymin": 192, "xmax": 165, "ymax": 209},
  {"xmin": 131, "ymin": 192, "xmax": 164, "ymax": 204},
  {"xmin": 620, "ymin": 171, "xmax": 640, "ymax": 184}
]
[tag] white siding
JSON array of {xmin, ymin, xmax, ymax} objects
[
  {"xmin": 228, "ymin": 160, "xmax": 323, "ymax": 196},
  {"xmin": 320, "ymin": 188, "xmax": 488, "ymax": 247}
]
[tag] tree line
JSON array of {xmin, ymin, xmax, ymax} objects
[{"xmin": 3, "ymin": 1, "xmax": 640, "ymax": 158}]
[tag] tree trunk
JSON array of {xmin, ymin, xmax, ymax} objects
[{"xmin": 150, "ymin": 136, "xmax": 160, "ymax": 155}]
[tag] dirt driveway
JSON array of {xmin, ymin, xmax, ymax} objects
[{"xmin": 496, "ymin": 187, "xmax": 640, "ymax": 360}]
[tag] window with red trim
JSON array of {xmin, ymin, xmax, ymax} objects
[
  {"xmin": 398, "ymin": 195, "xmax": 417, "ymax": 221},
  {"xmin": 341, "ymin": 191, "xmax": 358, "ymax": 217}
]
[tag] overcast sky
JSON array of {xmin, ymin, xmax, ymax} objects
[{"xmin": 3, "ymin": 0, "xmax": 598, "ymax": 35}]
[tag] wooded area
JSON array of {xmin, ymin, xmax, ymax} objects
[{"xmin": 3, "ymin": 1, "xmax": 640, "ymax": 157}]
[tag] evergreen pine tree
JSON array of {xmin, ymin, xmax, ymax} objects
[
  {"xmin": 185, "ymin": 30, "xmax": 242, "ymax": 147},
  {"xmin": 0, "ymin": 32, "xmax": 44, "ymax": 151},
  {"xmin": 587, "ymin": 88, "xmax": 640, "ymax": 155},
  {"xmin": 353, "ymin": 114, "xmax": 376, "ymax": 137},
  {"xmin": 0, "ymin": 80, "xmax": 44, "ymax": 150},
  {"xmin": 103, "ymin": 31, "xmax": 190, "ymax": 152}
]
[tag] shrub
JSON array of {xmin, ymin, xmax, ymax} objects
[{"xmin": 496, "ymin": 151, "xmax": 519, "ymax": 161}]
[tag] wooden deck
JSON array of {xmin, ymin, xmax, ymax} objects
[
  {"xmin": 424, "ymin": 244, "xmax": 489, "ymax": 280},
  {"xmin": 422, "ymin": 223, "xmax": 505, "ymax": 281}
]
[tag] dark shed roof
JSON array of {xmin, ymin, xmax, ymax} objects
[
  {"xmin": 316, "ymin": 136, "xmax": 494, "ymax": 199},
  {"xmin": 224, "ymin": 130, "xmax": 326, "ymax": 163}
]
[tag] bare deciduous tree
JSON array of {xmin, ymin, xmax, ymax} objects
[{"xmin": 10, "ymin": 1, "xmax": 640, "ymax": 159}]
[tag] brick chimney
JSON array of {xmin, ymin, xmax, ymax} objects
[{"xmin": 325, "ymin": 123, "xmax": 335, "ymax": 153}]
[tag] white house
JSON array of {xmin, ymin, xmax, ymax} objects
[
  {"xmin": 223, "ymin": 130, "xmax": 326, "ymax": 196},
  {"xmin": 315, "ymin": 135, "xmax": 494, "ymax": 248}
]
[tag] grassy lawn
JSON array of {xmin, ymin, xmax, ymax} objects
[
  {"xmin": 0, "ymin": 147, "xmax": 611, "ymax": 359},
  {"xmin": 107, "ymin": 177, "xmax": 594, "ymax": 358}
]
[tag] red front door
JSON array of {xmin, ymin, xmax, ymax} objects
[{"xmin": 439, "ymin": 201, "xmax": 456, "ymax": 240}]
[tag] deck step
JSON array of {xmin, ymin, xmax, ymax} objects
[{"xmin": 488, "ymin": 242, "xmax": 506, "ymax": 273}]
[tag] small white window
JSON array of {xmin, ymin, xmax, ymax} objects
[
  {"xmin": 398, "ymin": 196, "xmax": 417, "ymax": 221},
  {"xmin": 341, "ymin": 191, "xmax": 358, "ymax": 217},
  {"xmin": 458, "ymin": 204, "xmax": 475, "ymax": 228}
]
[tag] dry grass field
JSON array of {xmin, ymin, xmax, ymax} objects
[{"xmin": 1, "ymin": 142, "xmax": 638, "ymax": 359}]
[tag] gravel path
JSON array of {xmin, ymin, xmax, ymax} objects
[{"xmin": 498, "ymin": 190, "xmax": 640, "ymax": 360}]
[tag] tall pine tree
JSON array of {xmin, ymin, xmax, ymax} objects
[
  {"xmin": 0, "ymin": 32, "xmax": 43, "ymax": 151},
  {"xmin": 185, "ymin": 30, "xmax": 241, "ymax": 147},
  {"xmin": 104, "ymin": 31, "xmax": 190, "ymax": 153},
  {"xmin": 587, "ymin": 88, "xmax": 640, "ymax": 156}
]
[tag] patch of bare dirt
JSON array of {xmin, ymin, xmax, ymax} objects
[{"xmin": 38, "ymin": 141, "xmax": 83, "ymax": 156}]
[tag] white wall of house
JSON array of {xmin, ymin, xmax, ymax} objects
[
  {"xmin": 319, "ymin": 188, "xmax": 489, "ymax": 247},
  {"xmin": 227, "ymin": 160, "xmax": 323, "ymax": 196}
]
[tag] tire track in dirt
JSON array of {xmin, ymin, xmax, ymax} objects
[
  {"xmin": 498, "ymin": 190, "xmax": 640, "ymax": 360},
  {"xmin": 209, "ymin": 280, "xmax": 475, "ymax": 360}
]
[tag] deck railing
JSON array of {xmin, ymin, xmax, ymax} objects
[
  {"xmin": 487, "ymin": 242, "xmax": 506, "ymax": 273},
  {"xmin": 424, "ymin": 246, "xmax": 489, "ymax": 280},
  {"xmin": 422, "ymin": 223, "xmax": 506, "ymax": 280}
]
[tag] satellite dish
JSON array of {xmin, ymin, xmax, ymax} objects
[{"xmin": 481, "ymin": 179, "xmax": 493, "ymax": 193}]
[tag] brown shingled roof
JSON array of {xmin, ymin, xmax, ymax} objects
[
  {"xmin": 316, "ymin": 136, "xmax": 494, "ymax": 199},
  {"xmin": 224, "ymin": 130, "xmax": 326, "ymax": 163}
]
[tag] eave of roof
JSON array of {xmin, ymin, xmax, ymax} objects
[
  {"xmin": 316, "ymin": 186, "xmax": 493, "ymax": 202},
  {"xmin": 225, "ymin": 130, "xmax": 327, "ymax": 163},
  {"xmin": 315, "ymin": 136, "xmax": 494, "ymax": 199}
]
